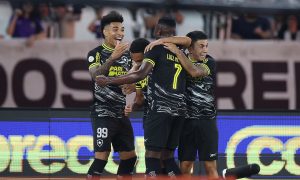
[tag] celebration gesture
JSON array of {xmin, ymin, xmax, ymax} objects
[{"xmin": 111, "ymin": 40, "xmax": 129, "ymax": 60}]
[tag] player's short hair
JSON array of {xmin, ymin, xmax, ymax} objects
[
  {"xmin": 51, "ymin": 0, "xmax": 66, "ymax": 7},
  {"xmin": 157, "ymin": 16, "xmax": 176, "ymax": 28},
  {"xmin": 129, "ymin": 38, "xmax": 150, "ymax": 53},
  {"xmin": 101, "ymin": 11, "xmax": 123, "ymax": 34},
  {"xmin": 154, "ymin": 16, "xmax": 176, "ymax": 38},
  {"xmin": 186, "ymin": 31, "xmax": 208, "ymax": 47}
]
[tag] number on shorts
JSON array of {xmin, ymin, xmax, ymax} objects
[{"xmin": 97, "ymin": 128, "xmax": 108, "ymax": 138}]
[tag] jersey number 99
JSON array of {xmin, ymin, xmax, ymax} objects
[{"xmin": 97, "ymin": 127, "xmax": 108, "ymax": 138}]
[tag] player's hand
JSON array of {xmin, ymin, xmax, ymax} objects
[
  {"xmin": 111, "ymin": 40, "xmax": 129, "ymax": 61},
  {"xmin": 95, "ymin": 75, "xmax": 110, "ymax": 87},
  {"xmin": 254, "ymin": 27, "xmax": 263, "ymax": 36},
  {"xmin": 121, "ymin": 84, "xmax": 136, "ymax": 95},
  {"xmin": 128, "ymin": 63, "xmax": 140, "ymax": 73},
  {"xmin": 14, "ymin": 9, "xmax": 22, "ymax": 17},
  {"xmin": 124, "ymin": 104, "xmax": 133, "ymax": 117},
  {"xmin": 131, "ymin": 63, "xmax": 141, "ymax": 71},
  {"xmin": 144, "ymin": 39, "xmax": 163, "ymax": 53},
  {"xmin": 163, "ymin": 43, "xmax": 181, "ymax": 55}
]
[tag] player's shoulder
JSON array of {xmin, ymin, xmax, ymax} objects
[
  {"xmin": 87, "ymin": 46, "xmax": 102, "ymax": 56},
  {"xmin": 205, "ymin": 55, "xmax": 216, "ymax": 71},
  {"xmin": 206, "ymin": 55, "xmax": 216, "ymax": 62},
  {"xmin": 144, "ymin": 45, "xmax": 164, "ymax": 58},
  {"xmin": 207, "ymin": 55, "xmax": 215, "ymax": 60},
  {"xmin": 151, "ymin": 44, "xmax": 165, "ymax": 52}
]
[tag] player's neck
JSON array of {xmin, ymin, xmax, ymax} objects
[
  {"xmin": 103, "ymin": 40, "xmax": 115, "ymax": 49},
  {"xmin": 188, "ymin": 55, "xmax": 201, "ymax": 62}
]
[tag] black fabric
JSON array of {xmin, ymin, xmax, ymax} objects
[
  {"xmin": 144, "ymin": 45, "xmax": 187, "ymax": 116},
  {"xmin": 92, "ymin": 116, "xmax": 135, "ymax": 152},
  {"xmin": 87, "ymin": 43, "xmax": 132, "ymax": 118},
  {"xmin": 144, "ymin": 112, "xmax": 185, "ymax": 150},
  {"xmin": 117, "ymin": 156, "xmax": 137, "ymax": 175},
  {"xmin": 145, "ymin": 157, "xmax": 161, "ymax": 176},
  {"xmin": 178, "ymin": 118, "xmax": 218, "ymax": 161},
  {"xmin": 163, "ymin": 158, "xmax": 181, "ymax": 176},
  {"xmin": 87, "ymin": 158, "xmax": 107, "ymax": 176}
]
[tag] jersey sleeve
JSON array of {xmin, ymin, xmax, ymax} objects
[
  {"xmin": 135, "ymin": 81, "xmax": 142, "ymax": 90},
  {"xmin": 143, "ymin": 46, "xmax": 161, "ymax": 67},
  {"xmin": 136, "ymin": 76, "xmax": 148, "ymax": 90},
  {"xmin": 87, "ymin": 50, "xmax": 101, "ymax": 70}
]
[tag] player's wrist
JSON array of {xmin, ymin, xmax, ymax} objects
[
  {"xmin": 175, "ymin": 49, "xmax": 184, "ymax": 56},
  {"xmin": 108, "ymin": 55, "xmax": 118, "ymax": 62},
  {"xmin": 131, "ymin": 103, "xmax": 141, "ymax": 111},
  {"xmin": 106, "ymin": 77, "xmax": 114, "ymax": 85},
  {"xmin": 159, "ymin": 39, "xmax": 165, "ymax": 44}
]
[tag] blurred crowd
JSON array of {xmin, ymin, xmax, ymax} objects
[
  {"xmin": 0, "ymin": 0, "xmax": 299, "ymax": 45},
  {"xmin": 230, "ymin": 13, "xmax": 300, "ymax": 40}
]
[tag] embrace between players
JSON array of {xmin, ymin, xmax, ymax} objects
[{"xmin": 86, "ymin": 11, "xmax": 218, "ymax": 179}]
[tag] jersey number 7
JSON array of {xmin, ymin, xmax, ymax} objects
[{"xmin": 173, "ymin": 64, "xmax": 182, "ymax": 90}]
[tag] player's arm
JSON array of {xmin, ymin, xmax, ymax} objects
[
  {"xmin": 96, "ymin": 61, "xmax": 153, "ymax": 86},
  {"xmin": 124, "ymin": 88, "xmax": 144, "ymax": 116},
  {"xmin": 145, "ymin": 36, "xmax": 191, "ymax": 52},
  {"xmin": 120, "ymin": 64, "xmax": 141, "ymax": 95},
  {"xmin": 132, "ymin": 87, "xmax": 145, "ymax": 111},
  {"xmin": 164, "ymin": 43, "xmax": 208, "ymax": 78},
  {"xmin": 89, "ymin": 42, "xmax": 129, "ymax": 80}
]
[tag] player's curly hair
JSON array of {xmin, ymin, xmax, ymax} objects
[
  {"xmin": 186, "ymin": 31, "xmax": 208, "ymax": 47},
  {"xmin": 100, "ymin": 11, "xmax": 124, "ymax": 35},
  {"xmin": 129, "ymin": 38, "xmax": 150, "ymax": 53}
]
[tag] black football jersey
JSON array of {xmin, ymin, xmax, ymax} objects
[
  {"xmin": 186, "ymin": 55, "xmax": 216, "ymax": 119},
  {"xmin": 87, "ymin": 43, "xmax": 132, "ymax": 118},
  {"xmin": 144, "ymin": 45, "xmax": 187, "ymax": 116}
]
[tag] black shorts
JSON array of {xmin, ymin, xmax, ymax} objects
[
  {"xmin": 91, "ymin": 116, "xmax": 135, "ymax": 152},
  {"xmin": 178, "ymin": 117, "xmax": 218, "ymax": 161},
  {"xmin": 144, "ymin": 111, "xmax": 185, "ymax": 151}
]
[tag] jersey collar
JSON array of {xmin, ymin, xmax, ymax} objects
[
  {"xmin": 188, "ymin": 56, "xmax": 198, "ymax": 63},
  {"xmin": 102, "ymin": 43, "xmax": 114, "ymax": 52},
  {"xmin": 188, "ymin": 55, "xmax": 208, "ymax": 63}
]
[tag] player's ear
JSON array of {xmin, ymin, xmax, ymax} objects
[
  {"xmin": 153, "ymin": 25, "xmax": 161, "ymax": 37},
  {"xmin": 154, "ymin": 29, "xmax": 161, "ymax": 38},
  {"xmin": 187, "ymin": 46, "xmax": 192, "ymax": 53},
  {"xmin": 103, "ymin": 27, "xmax": 108, "ymax": 37}
]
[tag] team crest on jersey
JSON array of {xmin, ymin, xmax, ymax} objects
[
  {"xmin": 97, "ymin": 139, "xmax": 103, "ymax": 147},
  {"xmin": 88, "ymin": 56, "xmax": 94, "ymax": 62},
  {"xmin": 121, "ymin": 56, "xmax": 129, "ymax": 62}
]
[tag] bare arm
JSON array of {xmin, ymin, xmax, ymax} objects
[
  {"xmin": 120, "ymin": 63, "xmax": 141, "ymax": 94},
  {"xmin": 88, "ymin": 20, "xmax": 96, "ymax": 33},
  {"xmin": 124, "ymin": 88, "xmax": 144, "ymax": 116},
  {"xmin": 96, "ymin": 61, "xmax": 153, "ymax": 86},
  {"xmin": 89, "ymin": 42, "xmax": 129, "ymax": 80},
  {"xmin": 230, "ymin": 33, "xmax": 242, "ymax": 39},
  {"xmin": 89, "ymin": 56, "xmax": 117, "ymax": 80},
  {"xmin": 254, "ymin": 27, "xmax": 272, "ymax": 39},
  {"xmin": 132, "ymin": 89, "xmax": 145, "ymax": 110},
  {"xmin": 164, "ymin": 43, "xmax": 208, "ymax": 78},
  {"xmin": 6, "ymin": 10, "xmax": 21, "ymax": 36},
  {"xmin": 163, "ymin": 36, "xmax": 191, "ymax": 47},
  {"xmin": 145, "ymin": 36, "xmax": 191, "ymax": 52}
]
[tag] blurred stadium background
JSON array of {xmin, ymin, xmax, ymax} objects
[{"xmin": 0, "ymin": 0, "xmax": 300, "ymax": 179}]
